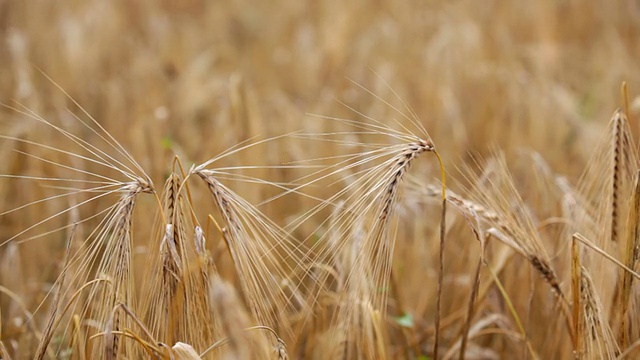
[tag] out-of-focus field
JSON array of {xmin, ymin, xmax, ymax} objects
[{"xmin": 1, "ymin": 1, "xmax": 640, "ymax": 359}]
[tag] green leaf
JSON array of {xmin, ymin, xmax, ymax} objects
[
  {"xmin": 394, "ymin": 312, "xmax": 414, "ymax": 328},
  {"xmin": 161, "ymin": 136, "xmax": 173, "ymax": 150}
]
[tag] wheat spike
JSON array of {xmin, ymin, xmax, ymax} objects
[
  {"xmin": 284, "ymin": 110, "xmax": 437, "ymax": 358},
  {"xmin": 616, "ymin": 170, "xmax": 640, "ymax": 348},
  {"xmin": 578, "ymin": 266, "xmax": 620, "ymax": 359},
  {"xmin": 195, "ymin": 168, "xmax": 300, "ymax": 335}
]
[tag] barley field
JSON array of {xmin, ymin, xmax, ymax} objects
[{"xmin": 1, "ymin": 1, "xmax": 640, "ymax": 359}]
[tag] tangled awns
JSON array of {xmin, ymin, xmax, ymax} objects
[{"xmin": 2, "ymin": 2, "xmax": 640, "ymax": 359}]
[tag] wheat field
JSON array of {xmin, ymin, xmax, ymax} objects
[{"xmin": 1, "ymin": 1, "xmax": 640, "ymax": 359}]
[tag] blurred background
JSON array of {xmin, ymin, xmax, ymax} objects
[
  {"xmin": 1, "ymin": 1, "xmax": 640, "ymax": 358},
  {"xmin": 2, "ymin": 1, "xmax": 639, "ymax": 175}
]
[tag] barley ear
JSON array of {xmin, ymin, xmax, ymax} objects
[
  {"xmin": 578, "ymin": 266, "xmax": 620, "ymax": 359},
  {"xmin": 610, "ymin": 110, "xmax": 634, "ymax": 245},
  {"xmin": 617, "ymin": 170, "xmax": 640, "ymax": 348}
]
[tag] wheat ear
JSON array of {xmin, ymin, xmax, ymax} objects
[{"xmin": 195, "ymin": 168, "xmax": 299, "ymax": 334}]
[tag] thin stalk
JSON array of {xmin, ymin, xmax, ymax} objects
[{"xmin": 434, "ymin": 149, "xmax": 447, "ymax": 360}]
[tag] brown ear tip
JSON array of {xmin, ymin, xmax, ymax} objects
[{"xmin": 422, "ymin": 138, "xmax": 435, "ymax": 151}]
